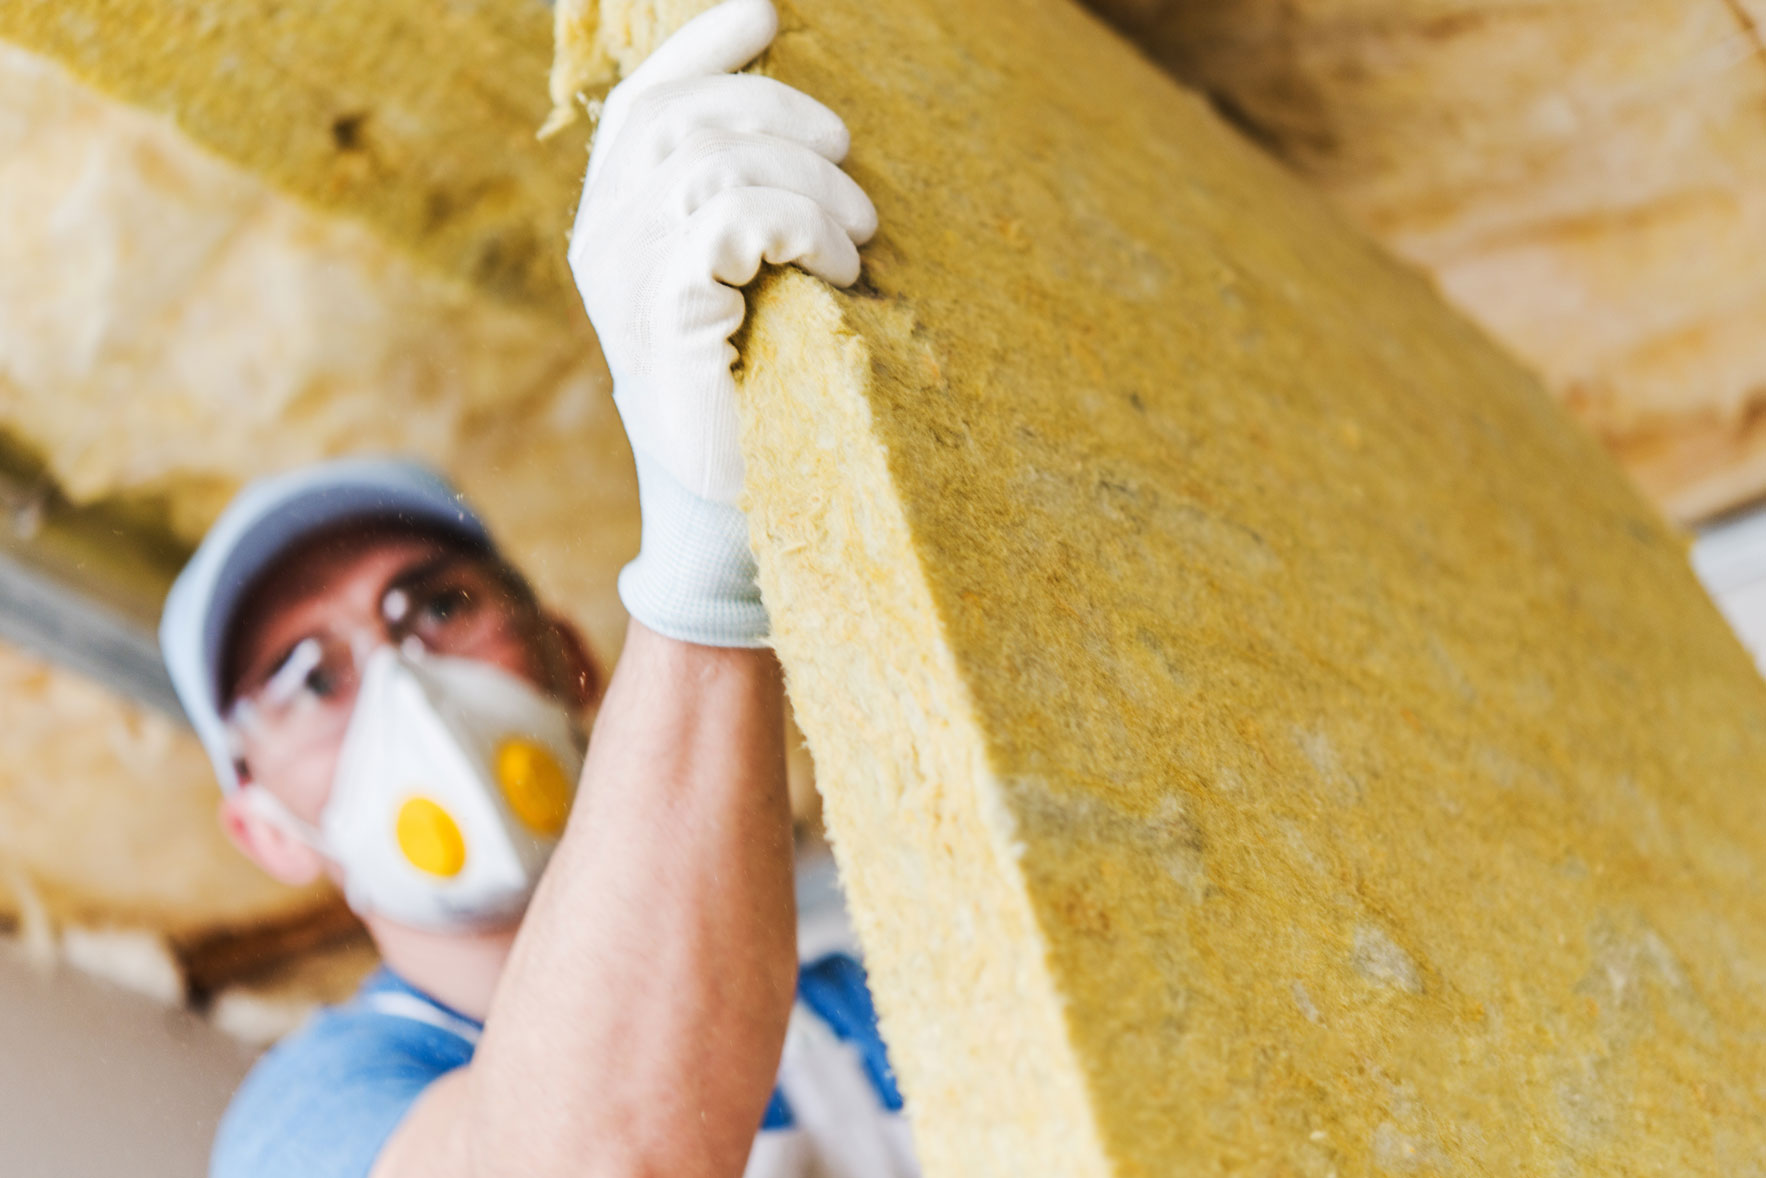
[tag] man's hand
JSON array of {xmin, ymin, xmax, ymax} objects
[{"xmin": 568, "ymin": 0, "xmax": 878, "ymax": 649}]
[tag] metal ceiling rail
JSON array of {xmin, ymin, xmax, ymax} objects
[{"xmin": 0, "ymin": 446, "xmax": 190, "ymax": 723}]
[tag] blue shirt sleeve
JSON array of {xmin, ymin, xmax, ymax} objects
[{"xmin": 210, "ymin": 1000, "xmax": 475, "ymax": 1178}]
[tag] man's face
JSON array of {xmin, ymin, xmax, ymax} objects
[{"xmin": 222, "ymin": 523, "xmax": 598, "ymax": 842}]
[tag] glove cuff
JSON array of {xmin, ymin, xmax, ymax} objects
[{"xmin": 619, "ymin": 449, "xmax": 769, "ymax": 648}]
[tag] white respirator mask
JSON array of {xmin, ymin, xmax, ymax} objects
[{"xmin": 244, "ymin": 645, "xmax": 587, "ymax": 931}]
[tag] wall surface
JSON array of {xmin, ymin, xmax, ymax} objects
[
  {"xmin": 556, "ymin": 1, "xmax": 1766, "ymax": 1174},
  {"xmin": 0, "ymin": 943, "xmax": 256, "ymax": 1176}
]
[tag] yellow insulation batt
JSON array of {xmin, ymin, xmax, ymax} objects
[
  {"xmin": 0, "ymin": 36, "xmax": 623, "ymax": 564},
  {"xmin": 0, "ymin": 0, "xmax": 591, "ymax": 317},
  {"xmin": 0, "ymin": 641, "xmax": 332, "ymax": 938},
  {"xmin": 555, "ymin": 0, "xmax": 1766, "ymax": 1173},
  {"xmin": 1082, "ymin": 0, "xmax": 1766, "ymax": 524}
]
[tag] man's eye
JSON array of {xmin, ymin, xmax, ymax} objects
[
  {"xmin": 304, "ymin": 665, "xmax": 340, "ymax": 699},
  {"xmin": 421, "ymin": 587, "xmax": 474, "ymax": 624}
]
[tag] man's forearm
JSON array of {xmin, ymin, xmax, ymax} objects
[{"xmin": 399, "ymin": 621, "xmax": 798, "ymax": 1178}]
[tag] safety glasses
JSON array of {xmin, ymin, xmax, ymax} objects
[{"xmin": 224, "ymin": 551, "xmax": 545, "ymax": 760}]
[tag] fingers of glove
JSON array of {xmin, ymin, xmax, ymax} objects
[
  {"xmin": 657, "ymin": 133, "xmax": 877, "ymax": 244},
  {"xmin": 617, "ymin": 75, "xmax": 852, "ymax": 175},
  {"xmin": 621, "ymin": 0, "xmax": 778, "ymax": 99},
  {"xmin": 668, "ymin": 268, "xmax": 750, "ymax": 347},
  {"xmin": 683, "ymin": 188, "xmax": 865, "ymax": 291},
  {"xmin": 588, "ymin": 0, "xmax": 784, "ymax": 198}
]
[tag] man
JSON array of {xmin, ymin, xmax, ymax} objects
[{"xmin": 159, "ymin": 3, "xmax": 913, "ymax": 1175}]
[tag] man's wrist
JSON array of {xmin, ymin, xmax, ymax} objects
[{"xmin": 619, "ymin": 449, "xmax": 769, "ymax": 648}]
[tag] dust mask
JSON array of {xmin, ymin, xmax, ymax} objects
[{"xmin": 247, "ymin": 645, "xmax": 587, "ymax": 930}]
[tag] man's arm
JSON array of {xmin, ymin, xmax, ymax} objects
[
  {"xmin": 374, "ymin": 621, "xmax": 795, "ymax": 1178},
  {"xmin": 374, "ymin": 1, "xmax": 874, "ymax": 1173}
]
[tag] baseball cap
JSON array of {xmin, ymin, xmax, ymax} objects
[{"xmin": 160, "ymin": 457, "xmax": 493, "ymax": 792}]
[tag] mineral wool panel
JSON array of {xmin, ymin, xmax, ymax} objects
[
  {"xmin": 1080, "ymin": 0, "xmax": 1766, "ymax": 524},
  {"xmin": 552, "ymin": 0, "xmax": 1766, "ymax": 1174}
]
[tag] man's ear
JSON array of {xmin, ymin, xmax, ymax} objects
[
  {"xmin": 218, "ymin": 790, "xmax": 326, "ymax": 887},
  {"xmin": 545, "ymin": 613, "xmax": 605, "ymax": 711}
]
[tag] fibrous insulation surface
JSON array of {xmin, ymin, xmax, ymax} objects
[
  {"xmin": 0, "ymin": 642, "xmax": 330, "ymax": 937},
  {"xmin": 1084, "ymin": 0, "xmax": 1766, "ymax": 523},
  {"xmin": 557, "ymin": 0, "xmax": 1766, "ymax": 1174},
  {"xmin": 0, "ymin": 0, "xmax": 591, "ymax": 315}
]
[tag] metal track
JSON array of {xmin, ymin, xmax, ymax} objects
[{"xmin": 0, "ymin": 447, "xmax": 190, "ymax": 722}]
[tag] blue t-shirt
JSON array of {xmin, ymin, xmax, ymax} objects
[{"xmin": 211, "ymin": 955, "xmax": 903, "ymax": 1178}]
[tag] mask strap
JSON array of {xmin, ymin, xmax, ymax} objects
[{"xmin": 237, "ymin": 786, "xmax": 327, "ymax": 852}]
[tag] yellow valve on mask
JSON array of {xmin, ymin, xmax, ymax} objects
[
  {"xmin": 396, "ymin": 796, "xmax": 467, "ymax": 877},
  {"xmin": 495, "ymin": 738, "xmax": 573, "ymax": 836}
]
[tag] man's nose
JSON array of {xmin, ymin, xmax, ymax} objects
[
  {"xmin": 343, "ymin": 624, "xmax": 431, "ymax": 676},
  {"xmin": 341, "ymin": 625, "xmax": 413, "ymax": 690}
]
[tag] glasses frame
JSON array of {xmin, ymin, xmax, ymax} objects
[{"xmin": 222, "ymin": 547, "xmax": 550, "ymax": 764}]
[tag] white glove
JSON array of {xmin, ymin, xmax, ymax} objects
[{"xmin": 568, "ymin": 0, "xmax": 878, "ymax": 647}]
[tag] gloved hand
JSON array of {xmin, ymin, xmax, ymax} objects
[{"xmin": 568, "ymin": 0, "xmax": 878, "ymax": 647}]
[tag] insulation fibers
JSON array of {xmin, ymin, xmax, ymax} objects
[
  {"xmin": 0, "ymin": 43, "xmax": 616, "ymax": 551},
  {"xmin": 557, "ymin": 0, "xmax": 1766, "ymax": 1173},
  {"xmin": 0, "ymin": 0, "xmax": 591, "ymax": 316},
  {"xmin": 1082, "ymin": 0, "xmax": 1766, "ymax": 523},
  {"xmin": 0, "ymin": 641, "xmax": 329, "ymax": 936}
]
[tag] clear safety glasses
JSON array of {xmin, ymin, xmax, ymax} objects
[{"xmin": 224, "ymin": 551, "xmax": 544, "ymax": 757}]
